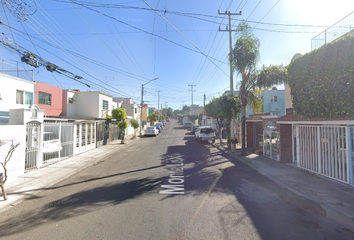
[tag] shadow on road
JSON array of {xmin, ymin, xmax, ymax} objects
[
  {"xmin": 158, "ymin": 134, "xmax": 354, "ymax": 240},
  {"xmin": 8, "ymin": 165, "xmax": 164, "ymax": 195},
  {"xmin": 0, "ymin": 177, "xmax": 162, "ymax": 237}
]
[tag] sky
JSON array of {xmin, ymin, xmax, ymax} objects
[{"xmin": 1, "ymin": 0, "xmax": 354, "ymax": 111}]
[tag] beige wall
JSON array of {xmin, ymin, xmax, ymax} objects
[{"xmin": 284, "ymin": 83, "xmax": 292, "ymax": 109}]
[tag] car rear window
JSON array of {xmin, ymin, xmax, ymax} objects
[{"xmin": 201, "ymin": 128, "xmax": 213, "ymax": 134}]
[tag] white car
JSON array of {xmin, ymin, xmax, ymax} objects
[
  {"xmin": 145, "ymin": 126, "xmax": 159, "ymax": 136},
  {"xmin": 195, "ymin": 126, "xmax": 216, "ymax": 143},
  {"xmin": 43, "ymin": 132, "xmax": 62, "ymax": 153}
]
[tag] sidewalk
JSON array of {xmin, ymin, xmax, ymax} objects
[
  {"xmin": 0, "ymin": 136, "xmax": 139, "ymax": 214},
  {"xmin": 215, "ymin": 142, "xmax": 354, "ymax": 229}
]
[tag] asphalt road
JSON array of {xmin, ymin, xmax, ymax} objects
[{"xmin": 0, "ymin": 120, "xmax": 353, "ymax": 240}]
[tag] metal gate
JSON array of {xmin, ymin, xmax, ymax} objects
[
  {"xmin": 25, "ymin": 121, "xmax": 40, "ymax": 171},
  {"xmin": 297, "ymin": 125, "xmax": 349, "ymax": 184},
  {"xmin": 263, "ymin": 130, "xmax": 280, "ymax": 161},
  {"xmin": 43, "ymin": 122, "xmax": 74, "ymax": 166},
  {"xmin": 97, "ymin": 121, "xmax": 109, "ymax": 147}
]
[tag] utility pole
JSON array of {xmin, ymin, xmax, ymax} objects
[
  {"xmin": 140, "ymin": 78, "xmax": 158, "ymax": 136},
  {"xmin": 157, "ymin": 90, "xmax": 161, "ymax": 121},
  {"xmin": 218, "ymin": 9, "xmax": 242, "ymax": 150},
  {"xmin": 203, "ymin": 94, "xmax": 206, "ymax": 126},
  {"xmin": 188, "ymin": 84, "xmax": 196, "ymax": 114},
  {"xmin": 203, "ymin": 94, "xmax": 206, "ymax": 114}
]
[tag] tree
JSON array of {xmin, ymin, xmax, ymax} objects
[
  {"xmin": 0, "ymin": 140, "xmax": 20, "ymax": 200},
  {"xmin": 165, "ymin": 108, "xmax": 174, "ymax": 118},
  {"xmin": 232, "ymin": 21, "xmax": 261, "ymax": 155},
  {"xmin": 173, "ymin": 109, "xmax": 182, "ymax": 116},
  {"xmin": 205, "ymin": 95, "xmax": 240, "ymax": 143},
  {"xmin": 187, "ymin": 114, "xmax": 199, "ymax": 124},
  {"xmin": 286, "ymin": 35, "xmax": 354, "ymax": 118},
  {"xmin": 111, "ymin": 108, "xmax": 128, "ymax": 144},
  {"xmin": 248, "ymin": 89, "xmax": 263, "ymax": 114},
  {"xmin": 130, "ymin": 119, "xmax": 139, "ymax": 137},
  {"xmin": 148, "ymin": 112, "xmax": 158, "ymax": 124},
  {"xmin": 182, "ymin": 105, "xmax": 191, "ymax": 115}
]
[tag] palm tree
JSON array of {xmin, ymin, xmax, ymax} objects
[{"xmin": 232, "ymin": 21, "xmax": 260, "ymax": 156}]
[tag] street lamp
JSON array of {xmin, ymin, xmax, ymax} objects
[{"xmin": 140, "ymin": 78, "xmax": 159, "ymax": 136}]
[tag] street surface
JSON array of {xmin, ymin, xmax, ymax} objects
[{"xmin": 0, "ymin": 120, "xmax": 354, "ymax": 240}]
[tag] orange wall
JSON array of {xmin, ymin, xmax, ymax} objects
[{"xmin": 35, "ymin": 82, "xmax": 63, "ymax": 116}]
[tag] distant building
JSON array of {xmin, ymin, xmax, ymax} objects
[
  {"xmin": 224, "ymin": 87, "xmax": 290, "ymax": 118},
  {"xmin": 113, "ymin": 97, "xmax": 133, "ymax": 105},
  {"xmin": 62, "ymin": 90, "xmax": 117, "ymax": 118},
  {"xmin": 149, "ymin": 107, "xmax": 156, "ymax": 115}
]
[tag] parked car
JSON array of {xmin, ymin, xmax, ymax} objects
[
  {"xmin": 195, "ymin": 126, "xmax": 216, "ymax": 143},
  {"xmin": 43, "ymin": 132, "xmax": 62, "ymax": 153},
  {"xmin": 145, "ymin": 126, "xmax": 159, "ymax": 136},
  {"xmin": 162, "ymin": 120, "xmax": 167, "ymax": 126},
  {"xmin": 156, "ymin": 122, "xmax": 163, "ymax": 130},
  {"xmin": 154, "ymin": 124, "xmax": 162, "ymax": 133},
  {"xmin": 166, "ymin": 118, "xmax": 170, "ymax": 122},
  {"xmin": 191, "ymin": 124, "xmax": 200, "ymax": 134}
]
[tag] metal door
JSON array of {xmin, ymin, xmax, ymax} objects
[{"xmin": 25, "ymin": 121, "xmax": 40, "ymax": 171}]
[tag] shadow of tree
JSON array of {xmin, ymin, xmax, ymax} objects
[
  {"xmin": 7, "ymin": 165, "xmax": 164, "ymax": 195},
  {"xmin": 158, "ymin": 134, "xmax": 354, "ymax": 239},
  {"xmin": 0, "ymin": 177, "xmax": 162, "ymax": 237}
]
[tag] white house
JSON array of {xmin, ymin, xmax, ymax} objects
[
  {"xmin": 62, "ymin": 90, "xmax": 117, "ymax": 118},
  {"xmin": 121, "ymin": 103, "xmax": 139, "ymax": 120},
  {"xmin": 0, "ymin": 73, "xmax": 36, "ymax": 124}
]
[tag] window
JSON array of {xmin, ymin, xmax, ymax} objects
[
  {"xmin": 103, "ymin": 100, "xmax": 108, "ymax": 110},
  {"xmin": 135, "ymin": 108, "xmax": 137, "ymax": 114},
  {"xmin": 271, "ymin": 96, "xmax": 278, "ymax": 103},
  {"xmin": 25, "ymin": 92, "xmax": 33, "ymax": 104},
  {"xmin": 16, "ymin": 90, "xmax": 33, "ymax": 105},
  {"xmin": 16, "ymin": 90, "xmax": 24, "ymax": 104},
  {"xmin": 38, "ymin": 92, "xmax": 52, "ymax": 105}
]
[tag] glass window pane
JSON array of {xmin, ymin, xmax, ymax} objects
[
  {"xmin": 82, "ymin": 123, "xmax": 86, "ymax": 146},
  {"xmin": 16, "ymin": 90, "xmax": 23, "ymax": 104},
  {"xmin": 39, "ymin": 92, "xmax": 52, "ymax": 105},
  {"xmin": 103, "ymin": 100, "xmax": 108, "ymax": 110},
  {"xmin": 25, "ymin": 92, "xmax": 33, "ymax": 104}
]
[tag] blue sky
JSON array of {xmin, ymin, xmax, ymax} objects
[{"xmin": 1, "ymin": 0, "xmax": 353, "ymax": 110}]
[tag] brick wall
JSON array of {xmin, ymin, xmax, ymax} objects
[{"xmin": 279, "ymin": 124, "xmax": 293, "ymax": 163}]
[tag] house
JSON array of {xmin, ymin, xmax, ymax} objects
[
  {"xmin": 121, "ymin": 102, "xmax": 139, "ymax": 120},
  {"xmin": 35, "ymin": 81, "xmax": 63, "ymax": 116},
  {"xmin": 62, "ymin": 90, "xmax": 117, "ymax": 118},
  {"xmin": 113, "ymin": 97, "xmax": 133, "ymax": 105},
  {"xmin": 149, "ymin": 107, "xmax": 156, "ymax": 115},
  {"xmin": 0, "ymin": 73, "xmax": 35, "ymax": 125},
  {"xmin": 225, "ymin": 88, "xmax": 290, "ymax": 118},
  {"xmin": 191, "ymin": 104, "xmax": 204, "ymax": 115},
  {"xmin": 262, "ymin": 87, "xmax": 285, "ymax": 116},
  {"xmin": 141, "ymin": 104, "xmax": 149, "ymax": 120}
]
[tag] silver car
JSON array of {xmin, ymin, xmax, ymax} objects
[{"xmin": 145, "ymin": 126, "xmax": 159, "ymax": 136}]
